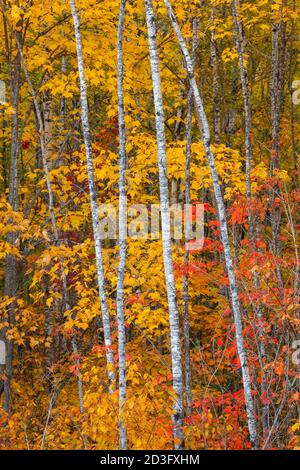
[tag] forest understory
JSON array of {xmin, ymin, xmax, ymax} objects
[{"xmin": 0, "ymin": 0, "xmax": 299, "ymax": 451}]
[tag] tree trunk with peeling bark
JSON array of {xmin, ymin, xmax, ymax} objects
[
  {"xmin": 183, "ymin": 17, "xmax": 198, "ymax": 418},
  {"xmin": 210, "ymin": 8, "xmax": 221, "ymax": 145},
  {"xmin": 0, "ymin": 7, "xmax": 22, "ymax": 411},
  {"xmin": 69, "ymin": 0, "xmax": 115, "ymax": 390},
  {"xmin": 117, "ymin": 0, "xmax": 127, "ymax": 450},
  {"xmin": 231, "ymin": 0, "xmax": 270, "ymax": 443},
  {"xmin": 145, "ymin": 0, "xmax": 184, "ymax": 449},
  {"xmin": 162, "ymin": 0, "xmax": 259, "ymax": 449},
  {"xmin": 269, "ymin": 0, "xmax": 286, "ymax": 291}
]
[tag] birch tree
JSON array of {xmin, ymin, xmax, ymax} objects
[
  {"xmin": 269, "ymin": 0, "xmax": 286, "ymax": 291},
  {"xmin": 162, "ymin": 0, "xmax": 259, "ymax": 449},
  {"xmin": 210, "ymin": 7, "xmax": 221, "ymax": 145},
  {"xmin": 69, "ymin": 0, "xmax": 115, "ymax": 389},
  {"xmin": 183, "ymin": 17, "xmax": 198, "ymax": 417},
  {"xmin": 0, "ymin": 2, "xmax": 22, "ymax": 412},
  {"xmin": 145, "ymin": 0, "xmax": 184, "ymax": 449},
  {"xmin": 231, "ymin": 0, "xmax": 269, "ymax": 442},
  {"xmin": 117, "ymin": 0, "xmax": 127, "ymax": 450},
  {"xmin": 7, "ymin": 17, "xmax": 87, "ymax": 436}
]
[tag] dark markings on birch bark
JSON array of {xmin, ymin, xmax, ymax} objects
[
  {"xmin": 145, "ymin": 0, "xmax": 184, "ymax": 449},
  {"xmin": 117, "ymin": 0, "xmax": 127, "ymax": 450},
  {"xmin": 0, "ymin": 3, "xmax": 22, "ymax": 411},
  {"xmin": 269, "ymin": 0, "xmax": 286, "ymax": 290},
  {"xmin": 288, "ymin": 0, "xmax": 298, "ymax": 188},
  {"xmin": 69, "ymin": 0, "xmax": 115, "ymax": 390},
  {"xmin": 210, "ymin": 8, "xmax": 221, "ymax": 144},
  {"xmin": 163, "ymin": 0, "xmax": 259, "ymax": 449},
  {"xmin": 183, "ymin": 17, "xmax": 198, "ymax": 418},
  {"xmin": 231, "ymin": 0, "xmax": 270, "ymax": 443}
]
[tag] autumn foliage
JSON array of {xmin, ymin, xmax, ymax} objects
[{"xmin": 0, "ymin": 0, "xmax": 299, "ymax": 450}]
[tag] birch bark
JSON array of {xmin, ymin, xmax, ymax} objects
[
  {"xmin": 117, "ymin": 0, "xmax": 127, "ymax": 450},
  {"xmin": 162, "ymin": 0, "xmax": 259, "ymax": 449},
  {"xmin": 183, "ymin": 18, "xmax": 198, "ymax": 417},
  {"xmin": 145, "ymin": 0, "xmax": 184, "ymax": 449},
  {"xmin": 69, "ymin": 0, "xmax": 115, "ymax": 389},
  {"xmin": 0, "ymin": 5, "xmax": 22, "ymax": 411},
  {"xmin": 210, "ymin": 8, "xmax": 221, "ymax": 144},
  {"xmin": 289, "ymin": 0, "xmax": 297, "ymax": 187},
  {"xmin": 269, "ymin": 0, "xmax": 285, "ymax": 290},
  {"xmin": 231, "ymin": 0, "xmax": 269, "ymax": 442}
]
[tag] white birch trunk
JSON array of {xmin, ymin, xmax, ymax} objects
[
  {"xmin": 183, "ymin": 18, "xmax": 198, "ymax": 417},
  {"xmin": 210, "ymin": 8, "xmax": 221, "ymax": 144},
  {"xmin": 269, "ymin": 0, "xmax": 284, "ymax": 290},
  {"xmin": 231, "ymin": 0, "xmax": 269, "ymax": 442},
  {"xmin": 1, "ymin": 22, "xmax": 22, "ymax": 413},
  {"xmin": 117, "ymin": 0, "xmax": 127, "ymax": 450},
  {"xmin": 162, "ymin": 0, "xmax": 259, "ymax": 449},
  {"xmin": 231, "ymin": 0, "xmax": 252, "ymax": 203},
  {"xmin": 69, "ymin": 0, "xmax": 115, "ymax": 389},
  {"xmin": 145, "ymin": 0, "xmax": 184, "ymax": 449}
]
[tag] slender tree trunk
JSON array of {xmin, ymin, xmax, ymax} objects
[
  {"xmin": 231, "ymin": 0, "xmax": 269, "ymax": 443},
  {"xmin": 9, "ymin": 25, "xmax": 87, "ymax": 433},
  {"xmin": 145, "ymin": 0, "xmax": 184, "ymax": 449},
  {"xmin": 231, "ymin": 0, "xmax": 252, "ymax": 203},
  {"xmin": 288, "ymin": 1, "xmax": 297, "ymax": 187},
  {"xmin": 0, "ymin": 7, "xmax": 22, "ymax": 412},
  {"xmin": 269, "ymin": 0, "xmax": 286, "ymax": 290},
  {"xmin": 270, "ymin": 10, "xmax": 280, "ymax": 173},
  {"xmin": 183, "ymin": 17, "xmax": 198, "ymax": 418},
  {"xmin": 71, "ymin": 338, "xmax": 85, "ymax": 415},
  {"xmin": 270, "ymin": 0, "xmax": 286, "ymax": 169},
  {"xmin": 42, "ymin": 85, "xmax": 55, "ymax": 392},
  {"xmin": 162, "ymin": 0, "xmax": 259, "ymax": 449},
  {"xmin": 69, "ymin": 0, "xmax": 115, "ymax": 390},
  {"xmin": 210, "ymin": 8, "xmax": 221, "ymax": 144},
  {"xmin": 283, "ymin": 194, "xmax": 299, "ymax": 319},
  {"xmin": 117, "ymin": 0, "xmax": 127, "ymax": 450}
]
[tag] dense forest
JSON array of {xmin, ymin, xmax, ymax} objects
[{"xmin": 0, "ymin": 0, "xmax": 299, "ymax": 451}]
